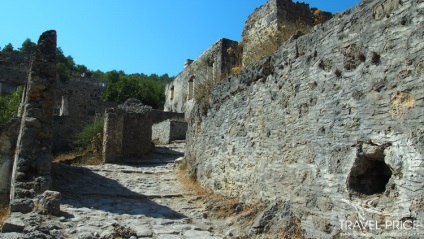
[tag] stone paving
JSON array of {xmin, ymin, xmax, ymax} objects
[{"xmin": 2, "ymin": 142, "xmax": 238, "ymax": 239}]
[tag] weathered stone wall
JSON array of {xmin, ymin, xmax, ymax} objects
[
  {"xmin": 52, "ymin": 77, "xmax": 116, "ymax": 153},
  {"xmin": 10, "ymin": 30, "xmax": 57, "ymax": 213},
  {"xmin": 0, "ymin": 52, "xmax": 29, "ymax": 96},
  {"xmin": 241, "ymin": 0, "xmax": 331, "ymax": 66},
  {"xmin": 152, "ymin": 120, "xmax": 188, "ymax": 144},
  {"xmin": 186, "ymin": 0, "xmax": 424, "ymax": 237},
  {"xmin": 0, "ymin": 52, "xmax": 116, "ymax": 153},
  {"xmin": 103, "ymin": 99, "xmax": 183, "ymax": 163},
  {"xmin": 164, "ymin": 38, "xmax": 239, "ymax": 115},
  {"xmin": 0, "ymin": 118, "xmax": 20, "ymax": 203}
]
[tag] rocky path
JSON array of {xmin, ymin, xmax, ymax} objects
[{"xmin": 2, "ymin": 142, "xmax": 238, "ymax": 239}]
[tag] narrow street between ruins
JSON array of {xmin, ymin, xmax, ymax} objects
[{"xmin": 49, "ymin": 141, "xmax": 236, "ymax": 239}]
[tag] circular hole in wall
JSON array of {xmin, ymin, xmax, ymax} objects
[{"xmin": 348, "ymin": 144, "xmax": 393, "ymax": 196}]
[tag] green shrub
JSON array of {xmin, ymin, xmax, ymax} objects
[
  {"xmin": 74, "ymin": 117, "xmax": 104, "ymax": 154},
  {"xmin": 0, "ymin": 87, "xmax": 23, "ymax": 125}
]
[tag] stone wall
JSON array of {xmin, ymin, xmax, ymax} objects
[
  {"xmin": 0, "ymin": 118, "xmax": 20, "ymax": 203},
  {"xmin": 9, "ymin": 30, "xmax": 57, "ymax": 213},
  {"xmin": 52, "ymin": 77, "xmax": 116, "ymax": 153},
  {"xmin": 103, "ymin": 99, "xmax": 183, "ymax": 163},
  {"xmin": 152, "ymin": 120, "xmax": 188, "ymax": 144},
  {"xmin": 0, "ymin": 52, "xmax": 30, "ymax": 96},
  {"xmin": 241, "ymin": 0, "xmax": 331, "ymax": 67},
  {"xmin": 164, "ymin": 38, "xmax": 239, "ymax": 115},
  {"xmin": 1, "ymin": 53, "xmax": 116, "ymax": 153},
  {"xmin": 186, "ymin": 0, "xmax": 424, "ymax": 237}
]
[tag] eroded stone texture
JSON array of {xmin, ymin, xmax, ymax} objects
[
  {"xmin": 0, "ymin": 52, "xmax": 30, "ymax": 96},
  {"xmin": 241, "ymin": 0, "xmax": 332, "ymax": 66},
  {"xmin": 10, "ymin": 30, "xmax": 57, "ymax": 212},
  {"xmin": 152, "ymin": 119, "xmax": 188, "ymax": 145},
  {"xmin": 103, "ymin": 99, "xmax": 183, "ymax": 163},
  {"xmin": 186, "ymin": 0, "xmax": 424, "ymax": 238},
  {"xmin": 0, "ymin": 118, "xmax": 20, "ymax": 203},
  {"xmin": 34, "ymin": 190, "xmax": 61, "ymax": 215},
  {"xmin": 52, "ymin": 77, "xmax": 117, "ymax": 153},
  {"xmin": 163, "ymin": 39, "xmax": 239, "ymax": 115}
]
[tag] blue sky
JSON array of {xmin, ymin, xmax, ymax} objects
[{"xmin": 1, "ymin": 0, "xmax": 360, "ymax": 76}]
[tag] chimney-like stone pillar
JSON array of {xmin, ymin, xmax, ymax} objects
[{"xmin": 10, "ymin": 30, "xmax": 57, "ymax": 213}]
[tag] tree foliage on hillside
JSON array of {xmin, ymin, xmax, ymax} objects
[
  {"xmin": 1, "ymin": 43, "xmax": 14, "ymax": 53},
  {"xmin": 101, "ymin": 72, "xmax": 172, "ymax": 109},
  {"xmin": 19, "ymin": 38, "xmax": 37, "ymax": 54}
]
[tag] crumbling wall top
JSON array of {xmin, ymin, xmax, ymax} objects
[{"xmin": 118, "ymin": 98, "xmax": 153, "ymax": 114}]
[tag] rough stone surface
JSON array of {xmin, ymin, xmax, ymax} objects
[
  {"xmin": 0, "ymin": 51, "xmax": 30, "ymax": 96},
  {"xmin": 1, "ymin": 215, "xmax": 25, "ymax": 233},
  {"xmin": 186, "ymin": 0, "xmax": 424, "ymax": 238},
  {"xmin": 10, "ymin": 30, "xmax": 57, "ymax": 212},
  {"xmin": 34, "ymin": 190, "xmax": 61, "ymax": 215},
  {"xmin": 0, "ymin": 118, "xmax": 20, "ymax": 203},
  {"xmin": 164, "ymin": 39, "xmax": 239, "ymax": 115},
  {"xmin": 52, "ymin": 77, "xmax": 117, "ymax": 153},
  {"xmin": 103, "ymin": 99, "xmax": 183, "ymax": 163},
  {"xmin": 152, "ymin": 120, "xmax": 188, "ymax": 144},
  {"xmin": 241, "ymin": 0, "xmax": 332, "ymax": 66},
  {"xmin": 0, "ymin": 142, "xmax": 240, "ymax": 238},
  {"xmin": 118, "ymin": 97, "xmax": 153, "ymax": 113}
]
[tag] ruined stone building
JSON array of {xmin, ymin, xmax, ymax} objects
[
  {"xmin": 0, "ymin": 37, "xmax": 116, "ymax": 202},
  {"xmin": 241, "ymin": 0, "xmax": 331, "ymax": 66},
  {"xmin": 184, "ymin": 0, "xmax": 424, "ymax": 237},
  {"xmin": 0, "ymin": 52, "xmax": 29, "ymax": 96},
  {"xmin": 1, "ymin": 0, "xmax": 423, "ymax": 238},
  {"xmin": 164, "ymin": 0, "xmax": 331, "ymax": 116},
  {"xmin": 164, "ymin": 38, "xmax": 239, "ymax": 115},
  {"xmin": 8, "ymin": 30, "xmax": 57, "ymax": 214},
  {"xmin": 103, "ymin": 98, "xmax": 183, "ymax": 164},
  {"xmin": 0, "ymin": 50, "xmax": 116, "ymax": 152},
  {"xmin": 53, "ymin": 77, "xmax": 117, "ymax": 152}
]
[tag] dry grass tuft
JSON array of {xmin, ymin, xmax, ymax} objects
[
  {"xmin": 176, "ymin": 167, "xmax": 305, "ymax": 239},
  {"xmin": 176, "ymin": 167, "xmax": 208, "ymax": 196},
  {"xmin": 53, "ymin": 151, "xmax": 102, "ymax": 166},
  {"xmin": 0, "ymin": 203, "xmax": 9, "ymax": 224},
  {"xmin": 231, "ymin": 66, "xmax": 242, "ymax": 75}
]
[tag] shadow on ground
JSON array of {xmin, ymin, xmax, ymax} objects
[{"xmin": 52, "ymin": 163, "xmax": 187, "ymax": 220}]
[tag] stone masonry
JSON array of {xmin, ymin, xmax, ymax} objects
[
  {"xmin": 164, "ymin": 0, "xmax": 332, "ymax": 117},
  {"xmin": 103, "ymin": 99, "xmax": 183, "ymax": 163},
  {"xmin": 152, "ymin": 119, "xmax": 188, "ymax": 145},
  {"xmin": 164, "ymin": 38, "xmax": 239, "ymax": 116},
  {"xmin": 9, "ymin": 30, "xmax": 57, "ymax": 213},
  {"xmin": 0, "ymin": 118, "xmax": 20, "ymax": 203},
  {"xmin": 0, "ymin": 51, "xmax": 29, "ymax": 96},
  {"xmin": 186, "ymin": 0, "xmax": 424, "ymax": 238},
  {"xmin": 0, "ymin": 52, "xmax": 117, "ymax": 154},
  {"xmin": 53, "ymin": 77, "xmax": 117, "ymax": 153},
  {"xmin": 241, "ymin": 0, "xmax": 332, "ymax": 66}
]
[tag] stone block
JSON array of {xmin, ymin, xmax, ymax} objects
[
  {"xmin": 9, "ymin": 199, "xmax": 34, "ymax": 213},
  {"xmin": 1, "ymin": 216, "xmax": 25, "ymax": 233},
  {"xmin": 152, "ymin": 120, "xmax": 188, "ymax": 144},
  {"xmin": 34, "ymin": 190, "xmax": 61, "ymax": 215}
]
